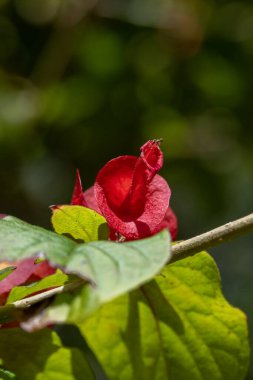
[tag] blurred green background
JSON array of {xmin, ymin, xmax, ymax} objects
[{"xmin": 0, "ymin": 0, "xmax": 252, "ymax": 377}]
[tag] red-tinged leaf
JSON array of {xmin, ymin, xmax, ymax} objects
[
  {"xmin": 0, "ymin": 258, "xmax": 55, "ymax": 305},
  {"xmin": 0, "ymin": 214, "xmax": 7, "ymax": 219},
  {"xmin": 94, "ymin": 140, "xmax": 171, "ymax": 239}
]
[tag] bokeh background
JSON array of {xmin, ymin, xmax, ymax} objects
[{"xmin": 0, "ymin": 0, "xmax": 252, "ymax": 377}]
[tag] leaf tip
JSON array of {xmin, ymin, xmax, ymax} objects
[{"xmin": 49, "ymin": 205, "xmax": 60, "ymax": 211}]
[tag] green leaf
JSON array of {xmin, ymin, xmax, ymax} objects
[
  {"xmin": 0, "ymin": 217, "xmax": 171, "ymax": 324},
  {"xmin": 78, "ymin": 251, "xmax": 249, "ymax": 380},
  {"xmin": 0, "ymin": 367, "xmax": 16, "ymax": 380},
  {"xmin": 0, "ymin": 266, "xmax": 16, "ymax": 281},
  {"xmin": 6, "ymin": 269, "xmax": 73, "ymax": 304},
  {"xmin": 51, "ymin": 205, "xmax": 109, "ymax": 242},
  {"xmin": 0, "ymin": 328, "xmax": 95, "ymax": 380}
]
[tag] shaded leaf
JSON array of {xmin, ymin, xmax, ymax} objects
[
  {"xmin": 78, "ymin": 252, "xmax": 249, "ymax": 380},
  {"xmin": 51, "ymin": 205, "xmax": 109, "ymax": 242},
  {"xmin": 0, "ymin": 328, "xmax": 95, "ymax": 380}
]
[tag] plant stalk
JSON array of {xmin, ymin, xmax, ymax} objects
[{"xmin": 171, "ymin": 212, "xmax": 253, "ymax": 260}]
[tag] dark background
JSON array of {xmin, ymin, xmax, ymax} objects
[{"xmin": 0, "ymin": 0, "xmax": 252, "ymax": 377}]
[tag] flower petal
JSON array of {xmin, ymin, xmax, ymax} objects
[
  {"xmin": 140, "ymin": 139, "xmax": 163, "ymax": 180},
  {"xmin": 83, "ymin": 186, "xmax": 101, "ymax": 214},
  {"xmin": 71, "ymin": 169, "xmax": 87, "ymax": 207},
  {"xmin": 154, "ymin": 207, "xmax": 178, "ymax": 241},
  {"xmin": 94, "ymin": 154, "xmax": 171, "ymax": 239}
]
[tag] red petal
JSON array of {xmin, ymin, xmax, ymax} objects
[
  {"xmin": 30, "ymin": 260, "xmax": 55, "ymax": 281},
  {"xmin": 71, "ymin": 171, "xmax": 101, "ymax": 214},
  {"xmin": 71, "ymin": 169, "xmax": 87, "ymax": 207},
  {"xmin": 83, "ymin": 186, "xmax": 101, "ymax": 214},
  {"xmin": 140, "ymin": 139, "xmax": 163, "ymax": 181},
  {"xmin": 0, "ymin": 214, "xmax": 6, "ymax": 219},
  {"xmin": 154, "ymin": 207, "xmax": 178, "ymax": 241},
  {"xmin": 94, "ymin": 152, "xmax": 171, "ymax": 239}
]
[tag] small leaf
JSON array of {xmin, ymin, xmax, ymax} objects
[
  {"xmin": 0, "ymin": 367, "xmax": 16, "ymax": 380},
  {"xmin": 0, "ymin": 328, "xmax": 95, "ymax": 380},
  {"xmin": 0, "ymin": 266, "xmax": 16, "ymax": 281},
  {"xmin": 6, "ymin": 269, "xmax": 72, "ymax": 304},
  {"xmin": 78, "ymin": 251, "xmax": 249, "ymax": 380},
  {"xmin": 51, "ymin": 205, "xmax": 109, "ymax": 242}
]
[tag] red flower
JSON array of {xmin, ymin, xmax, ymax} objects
[{"xmin": 71, "ymin": 140, "xmax": 178, "ymax": 240}]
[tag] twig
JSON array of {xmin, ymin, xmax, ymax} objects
[
  {"xmin": 171, "ymin": 213, "xmax": 253, "ymax": 260},
  {"xmin": 11, "ymin": 280, "xmax": 85, "ymax": 310}
]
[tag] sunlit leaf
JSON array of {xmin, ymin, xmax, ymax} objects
[
  {"xmin": 51, "ymin": 205, "xmax": 109, "ymax": 242},
  {"xmin": 78, "ymin": 251, "xmax": 249, "ymax": 380}
]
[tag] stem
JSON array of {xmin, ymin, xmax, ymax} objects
[{"xmin": 171, "ymin": 212, "xmax": 253, "ymax": 260}]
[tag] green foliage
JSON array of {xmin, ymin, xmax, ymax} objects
[
  {"xmin": 0, "ymin": 367, "xmax": 16, "ymax": 380},
  {"xmin": 0, "ymin": 217, "xmax": 250, "ymax": 379},
  {"xmin": 0, "ymin": 328, "xmax": 95, "ymax": 380},
  {"xmin": 51, "ymin": 205, "xmax": 109, "ymax": 243},
  {"xmin": 79, "ymin": 252, "xmax": 249, "ymax": 380}
]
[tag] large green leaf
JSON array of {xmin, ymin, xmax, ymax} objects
[
  {"xmin": 0, "ymin": 328, "xmax": 95, "ymax": 380},
  {"xmin": 51, "ymin": 205, "xmax": 109, "ymax": 242},
  {"xmin": 0, "ymin": 216, "xmax": 171, "ymax": 323},
  {"xmin": 78, "ymin": 251, "xmax": 249, "ymax": 380}
]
